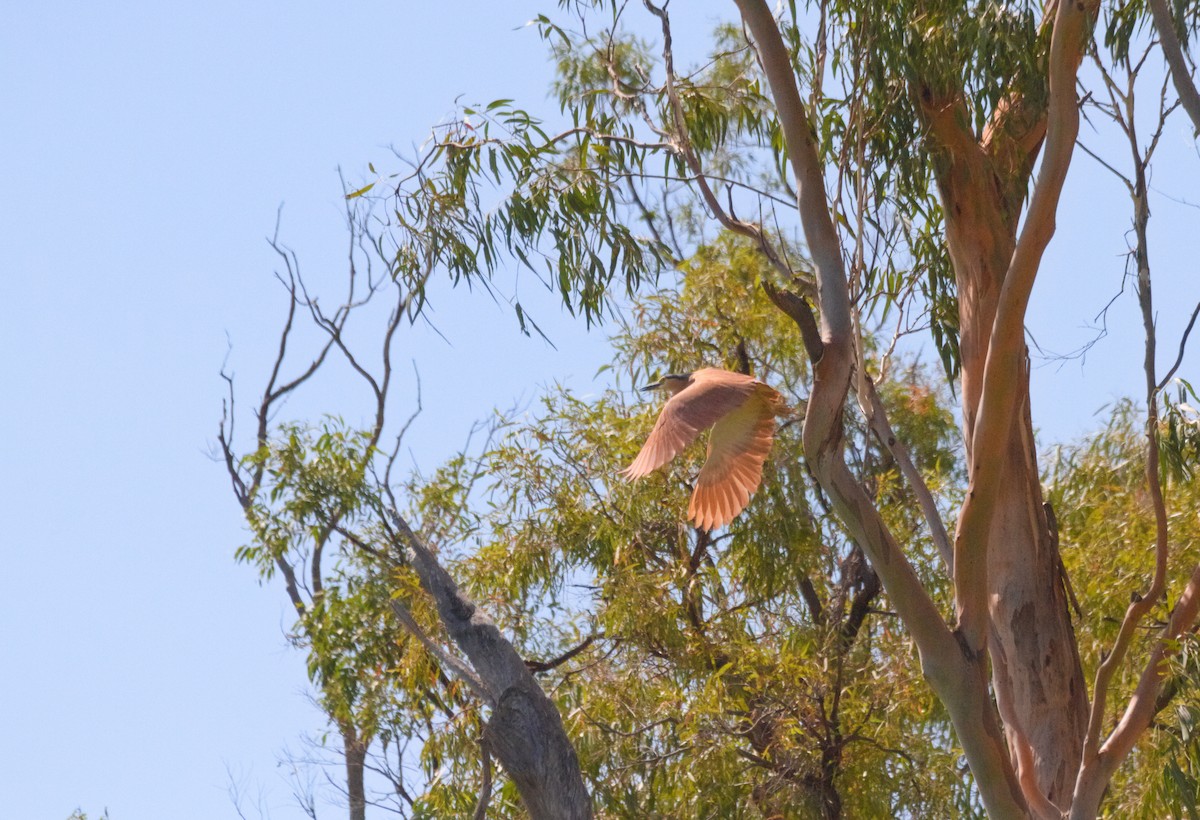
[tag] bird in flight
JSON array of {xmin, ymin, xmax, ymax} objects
[{"xmin": 622, "ymin": 367, "xmax": 786, "ymax": 530}]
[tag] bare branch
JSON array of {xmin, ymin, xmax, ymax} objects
[
  {"xmin": 859, "ymin": 376, "xmax": 954, "ymax": 572},
  {"xmin": 643, "ymin": 0, "xmax": 815, "ymax": 299},
  {"xmin": 381, "ymin": 360, "xmax": 424, "ymax": 508},
  {"xmin": 1077, "ymin": 35, "xmax": 1171, "ymax": 764},
  {"xmin": 1158, "ymin": 301, "xmax": 1200, "ymax": 392},
  {"xmin": 1069, "ymin": 34, "xmax": 1194, "ymax": 816},
  {"xmin": 472, "ymin": 739, "xmax": 494, "ymax": 820},
  {"xmin": 274, "ymin": 555, "xmax": 309, "ymax": 620},
  {"xmin": 526, "ymin": 634, "xmax": 598, "ymax": 674}
]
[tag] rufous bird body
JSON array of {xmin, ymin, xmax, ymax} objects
[{"xmin": 622, "ymin": 367, "xmax": 786, "ymax": 530}]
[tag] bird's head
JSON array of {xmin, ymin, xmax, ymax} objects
[{"xmin": 641, "ymin": 372, "xmax": 693, "ymax": 396}]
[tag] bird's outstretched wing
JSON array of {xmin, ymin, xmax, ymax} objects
[
  {"xmin": 688, "ymin": 388, "xmax": 779, "ymax": 530},
  {"xmin": 621, "ymin": 372, "xmax": 756, "ymax": 480}
]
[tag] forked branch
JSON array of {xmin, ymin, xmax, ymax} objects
[
  {"xmin": 953, "ymin": 0, "xmax": 1099, "ymax": 652},
  {"xmin": 1068, "ymin": 51, "xmax": 1200, "ymax": 812},
  {"xmin": 732, "ymin": 2, "xmax": 1025, "ymax": 815}
]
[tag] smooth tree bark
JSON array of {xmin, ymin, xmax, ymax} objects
[
  {"xmin": 735, "ymin": 0, "xmax": 1030, "ymax": 815},
  {"xmin": 1148, "ymin": 0, "xmax": 1200, "ymax": 135},
  {"xmin": 733, "ymin": 0, "xmax": 1106, "ymax": 814},
  {"xmin": 341, "ymin": 723, "xmax": 368, "ymax": 820},
  {"xmin": 920, "ymin": 2, "xmax": 1097, "ymax": 803}
]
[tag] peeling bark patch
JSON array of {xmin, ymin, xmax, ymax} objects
[
  {"xmin": 1010, "ymin": 600, "xmax": 1047, "ymax": 700},
  {"xmin": 953, "ymin": 626, "xmax": 983, "ymax": 662},
  {"xmin": 448, "ymin": 592, "xmax": 476, "ymax": 622}
]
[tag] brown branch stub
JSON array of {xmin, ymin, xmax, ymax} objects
[
  {"xmin": 838, "ymin": 552, "xmax": 881, "ymax": 648},
  {"xmin": 761, "ymin": 281, "xmax": 824, "ymax": 362}
]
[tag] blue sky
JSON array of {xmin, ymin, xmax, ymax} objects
[{"xmin": 2, "ymin": 3, "xmax": 1197, "ymax": 819}]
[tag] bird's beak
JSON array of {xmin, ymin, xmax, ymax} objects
[{"xmin": 640, "ymin": 380, "xmax": 664, "ymax": 391}]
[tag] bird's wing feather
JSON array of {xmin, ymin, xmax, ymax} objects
[
  {"xmin": 688, "ymin": 387, "xmax": 778, "ymax": 530},
  {"xmin": 621, "ymin": 374, "xmax": 756, "ymax": 480}
]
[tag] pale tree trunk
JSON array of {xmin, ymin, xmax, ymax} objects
[
  {"xmin": 341, "ymin": 722, "xmax": 367, "ymax": 820},
  {"xmin": 737, "ymin": 0, "xmax": 1101, "ymax": 813},
  {"xmin": 968, "ymin": 318, "xmax": 1089, "ymax": 804},
  {"xmin": 735, "ymin": 0, "xmax": 1029, "ymax": 815},
  {"xmin": 942, "ymin": 181, "xmax": 1089, "ymax": 804},
  {"xmin": 915, "ymin": 7, "xmax": 1094, "ymax": 804}
]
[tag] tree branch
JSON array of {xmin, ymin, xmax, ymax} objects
[
  {"xmin": 733, "ymin": 2, "xmax": 1026, "ymax": 815},
  {"xmin": 387, "ymin": 598, "xmax": 491, "ymax": 704},
  {"xmin": 953, "ymin": 0, "xmax": 1098, "ymax": 652},
  {"xmin": 385, "ymin": 511, "xmax": 592, "ymax": 819},
  {"xmin": 526, "ymin": 635, "xmax": 598, "ymax": 674},
  {"xmin": 472, "ymin": 739, "xmax": 494, "ymax": 820},
  {"xmin": 1147, "ymin": 0, "xmax": 1200, "ymax": 136},
  {"xmin": 860, "ymin": 375, "xmax": 954, "ymax": 572},
  {"xmin": 1157, "ymin": 301, "xmax": 1200, "ymax": 392},
  {"xmin": 1069, "ymin": 40, "xmax": 1189, "ymax": 813},
  {"xmin": 643, "ymin": 0, "xmax": 816, "ymax": 299},
  {"xmin": 1070, "ymin": 563, "xmax": 1200, "ymax": 817}
]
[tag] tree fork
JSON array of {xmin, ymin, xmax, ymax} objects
[
  {"xmin": 917, "ymin": 0, "xmax": 1098, "ymax": 803},
  {"xmin": 735, "ymin": 1, "xmax": 1028, "ymax": 815}
]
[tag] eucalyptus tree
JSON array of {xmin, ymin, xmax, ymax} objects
[
  {"xmin": 224, "ymin": 1, "xmax": 1200, "ymax": 817},
  {"xmin": 225, "ymin": 231, "xmax": 973, "ymax": 817}
]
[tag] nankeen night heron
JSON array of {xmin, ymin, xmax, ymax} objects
[{"xmin": 621, "ymin": 367, "xmax": 786, "ymax": 530}]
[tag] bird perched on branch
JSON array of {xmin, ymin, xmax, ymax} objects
[{"xmin": 621, "ymin": 367, "xmax": 787, "ymax": 530}]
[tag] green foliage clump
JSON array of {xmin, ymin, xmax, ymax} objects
[
  {"xmin": 233, "ymin": 235, "xmax": 976, "ymax": 815},
  {"xmin": 1047, "ymin": 398, "xmax": 1200, "ymax": 818}
]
